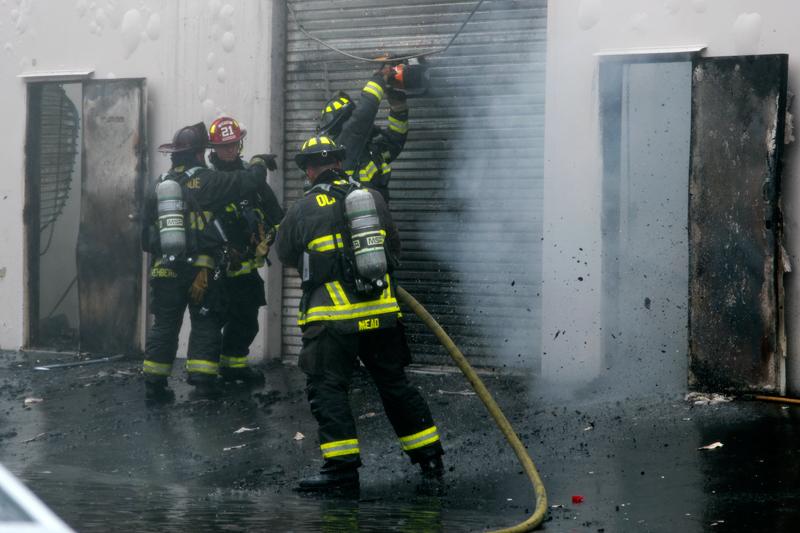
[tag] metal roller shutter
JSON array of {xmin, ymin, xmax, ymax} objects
[{"xmin": 282, "ymin": 0, "xmax": 546, "ymax": 368}]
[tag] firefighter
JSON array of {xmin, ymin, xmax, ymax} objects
[
  {"xmin": 141, "ymin": 122, "xmax": 275, "ymax": 402},
  {"xmin": 317, "ymin": 66, "xmax": 408, "ymax": 203},
  {"xmin": 207, "ymin": 116, "xmax": 284, "ymax": 385},
  {"xmin": 275, "ymin": 134, "xmax": 444, "ymax": 491}
]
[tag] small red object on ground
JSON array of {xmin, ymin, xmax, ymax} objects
[{"xmin": 572, "ymin": 495, "xmax": 584, "ymax": 504}]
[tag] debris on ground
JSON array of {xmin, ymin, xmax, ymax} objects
[
  {"xmin": 22, "ymin": 432, "xmax": 47, "ymax": 443},
  {"xmin": 685, "ymin": 392, "xmax": 734, "ymax": 405},
  {"xmin": 293, "ymin": 432, "xmax": 305, "ymax": 441},
  {"xmin": 572, "ymin": 495, "xmax": 584, "ymax": 504},
  {"xmin": 698, "ymin": 441, "xmax": 724, "ymax": 451},
  {"xmin": 223, "ymin": 444, "xmax": 247, "ymax": 452},
  {"xmin": 437, "ymin": 389, "xmax": 476, "ymax": 396},
  {"xmin": 358, "ymin": 412, "xmax": 377, "ymax": 419},
  {"xmin": 234, "ymin": 426, "xmax": 259, "ymax": 434},
  {"xmin": 23, "ymin": 397, "xmax": 43, "ymax": 406}
]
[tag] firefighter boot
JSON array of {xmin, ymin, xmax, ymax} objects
[
  {"xmin": 144, "ymin": 376, "xmax": 175, "ymax": 404},
  {"xmin": 220, "ymin": 366, "xmax": 266, "ymax": 386},
  {"xmin": 295, "ymin": 461, "xmax": 360, "ymax": 492},
  {"xmin": 419, "ymin": 455, "xmax": 445, "ymax": 479},
  {"xmin": 187, "ymin": 373, "xmax": 222, "ymax": 399}
]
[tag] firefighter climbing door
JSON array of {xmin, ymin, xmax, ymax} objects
[
  {"xmin": 688, "ymin": 55, "xmax": 787, "ymax": 394},
  {"xmin": 77, "ymin": 79, "xmax": 147, "ymax": 355}
]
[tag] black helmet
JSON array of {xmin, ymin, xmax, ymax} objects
[
  {"xmin": 158, "ymin": 122, "xmax": 209, "ymax": 153},
  {"xmin": 294, "ymin": 135, "xmax": 346, "ymax": 170},
  {"xmin": 317, "ymin": 91, "xmax": 354, "ymax": 137}
]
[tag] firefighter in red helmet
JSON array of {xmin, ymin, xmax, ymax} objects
[
  {"xmin": 141, "ymin": 122, "xmax": 276, "ymax": 402},
  {"xmin": 207, "ymin": 116, "xmax": 284, "ymax": 385}
]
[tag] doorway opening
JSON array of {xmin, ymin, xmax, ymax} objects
[
  {"xmin": 24, "ymin": 78, "xmax": 147, "ymax": 356},
  {"xmin": 25, "ymin": 82, "xmax": 83, "ymax": 351},
  {"xmin": 600, "ymin": 59, "xmax": 692, "ymax": 394}
]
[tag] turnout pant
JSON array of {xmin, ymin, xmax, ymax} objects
[
  {"xmin": 143, "ymin": 265, "xmax": 225, "ymax": 379},
  {"xmin": 299, "ymin": 322, "xmax": 443, "ymax": 468},
  {"xmin": 220, "ymin": 270, "xmax": 266, "ymax": 369}
]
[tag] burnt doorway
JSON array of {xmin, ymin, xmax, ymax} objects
[
  {"xmin": 25, "ymin": 78, "xmax": 147, "ymax": 355},
  {"xmin": 688, "ymin": 55, "xmax": 788, "ymax": 394}
]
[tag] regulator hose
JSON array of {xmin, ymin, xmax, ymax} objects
[{"xmin": 397, "ymin": 286, "xmax": 548, "ymax": 532}]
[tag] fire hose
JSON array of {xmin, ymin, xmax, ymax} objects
[{"xmin": 397, "ymin": 286, "xmax": 548, "ymax": 532}]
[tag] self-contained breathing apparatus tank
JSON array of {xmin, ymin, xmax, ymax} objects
[
  {"xmin": 156, "ymin": 178, "xmax": 186, "ymax": 262},
  {"xmin": 345, "ymin": 187, "xmax": 387, "ymax": 293}
]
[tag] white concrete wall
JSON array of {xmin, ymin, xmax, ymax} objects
[
  {"xmin": 0, "ymin": 0, "xmax": 281, "ymax": 354},
  {"xmin": 543, "ymin": 0, "xmax": 800, "ymax": 389}
]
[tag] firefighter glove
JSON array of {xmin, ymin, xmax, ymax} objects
[
  {"xmin": 386, "ymin": 88, "xmax": 408, "ymax": 112},
  {"xmin": 255, "ymin": 223, "xmax": 271, "ymax": 258},
  {"xmin": 255, "ymin": 240, "xmax": 270, "ymax": 259},
  {"xmin": 373, "ymin": 66, "xmax": 391, "ymax": 85},
  {"xmin": 188, "ymin": 268, "xmax": 209, "ymax": 305},
  {"xmin": 250, "ymin": 153, "xmax": 278, "ymax": 171}
]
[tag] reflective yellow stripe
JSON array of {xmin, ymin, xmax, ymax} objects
[
  {"xmin": 359, "ymin": 161, "xmax": 379, "ymax": 182},
  {"xmin": 143, "ymin": 360, "xmax": 172, "ymax": 376},
  {"xmin": 326, "ymin": 282, "xmax": 344, "ymax": 306},
  {"xmin": 381, "ymin": 274, "xmax": 392, "ymax": 300},
  {"xmin": 192, "ymin": 255, "xmax": 215, "ymax": 269},
  {"xmin": 363, "ymin": 81, "xmax": 384, "ymax": 101},
  {"xmin": 381, "ymin": 162, "xmax": 390, "ymax": 174},
  {"xmin": 332, "ymin": 281, "xmax": 350, "ymax": 306},
  {"xmin": 308, "ymin": 233, "xmax": 344, "ymax": 252},
  {"xmin": 186, "ymin": 359, "xmax": 219, "ymax": 375},
  {"xmin": 227, "ymin": 259, "xmax": 255, "ymax": 277},
  {"xmin": 220, "ymin": 355, "xmax": 248, "ymax": 369},
  {"xmin": 321, "ymin": 439, "xmax": 360, "ymax": 459},
  {"xmin": 298, "ymin": 300, "xmax": 401, "ymax": 325},
  {"xmin": 399, "ymin": 426, "xmax": 440, "ymax": 451},
  {"xmin": 388, "ymin": 116, "xmax": 408, "ymax": 134},
  {"xmin": 188, "ymin": 211, "xmax": 215, "ymax": 230}
]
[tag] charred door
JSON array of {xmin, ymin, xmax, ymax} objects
[
  {"xmin": 77, "ymin": 79, "xmax": 147, "ymax": 354},
  {"xmin": 688, "ymin": 55, "xmax": 787, "ymax": 393}
]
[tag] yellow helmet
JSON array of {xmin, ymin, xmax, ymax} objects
[{"xmin": 294, "ymin": 135, "xmax": 346, "ymax": 170}]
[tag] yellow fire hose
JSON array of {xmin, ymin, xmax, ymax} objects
[{"xmin": 397, "ymin": 287, "xmax": 548, "ymax": 532}]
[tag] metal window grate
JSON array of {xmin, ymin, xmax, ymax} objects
[{"xmin": 37, "ymin": 84, "xmax": 79, "ymax": 235}]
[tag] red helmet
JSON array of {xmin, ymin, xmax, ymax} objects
[{"xmin": 208, "ymin": 116, "xmax": 247, "ymax": 146}]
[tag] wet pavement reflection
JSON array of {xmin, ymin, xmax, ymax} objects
[{"xmin": 3, "ymin": 351, "xmax": 800, "ymax": 531}]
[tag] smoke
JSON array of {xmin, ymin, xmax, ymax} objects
[
  {"xmin": 543, "ymin": 59, "xmax": 693, "ymax": 399},
  {"xmin": 406, "ymin": 1, "xmax": 693, "ymax": 399},
  {"xmin": 402, "ymin": 1, "xmax": 544, "ymax": 372}
]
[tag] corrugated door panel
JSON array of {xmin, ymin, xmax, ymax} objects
[{"xmin": 282, "ymin": 0, "xmax": 546, "ymax": 367}]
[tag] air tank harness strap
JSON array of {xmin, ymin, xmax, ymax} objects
[{"xmin": 297, "ymin": 182, "xmax": 357, "ymax": 314}]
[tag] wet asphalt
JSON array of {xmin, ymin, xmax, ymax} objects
[{"xmin": 1, "ymin": 350, "xmax": 800, "ymax": 532}]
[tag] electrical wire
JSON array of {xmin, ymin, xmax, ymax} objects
[
  {"xmin": 44, "ymin": 275, "xmax": 77, "ymax": 320},
  {"xmin": 286, "ymin": 0, "xmax": 487, "ymax": 63}
]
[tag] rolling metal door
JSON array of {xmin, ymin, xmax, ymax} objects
[{"xmin": 282, "ymin": 0, "xmax": 546, "ymax": 367}]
